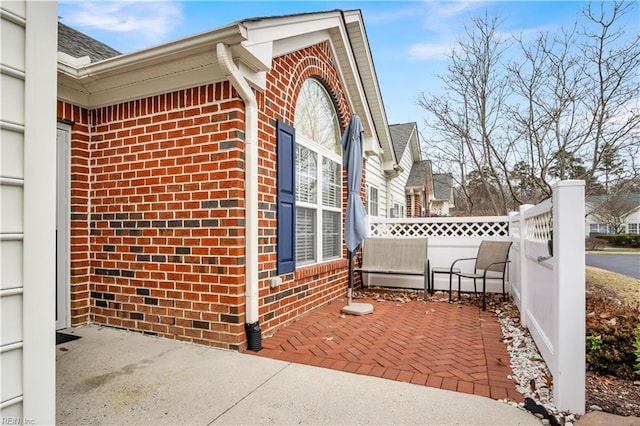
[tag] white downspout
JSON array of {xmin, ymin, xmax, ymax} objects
[
  {"xmin": 386, "ymin": 178, "xmax": 392, "ymax": 218},
  {"xmin": 216, "ymin": 43, "xmax": 260, "ymax": 335}
]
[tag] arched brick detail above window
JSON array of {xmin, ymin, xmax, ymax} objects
[{"xmin": 270, "ymin": 42, "xmax": 351, "ymax": 130}]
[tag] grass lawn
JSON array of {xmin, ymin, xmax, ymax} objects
[{"xmin": 586, "ymin": 266, "xmax": 640, "ymax": 307}]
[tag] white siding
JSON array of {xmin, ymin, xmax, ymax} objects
[
  {"xmin": 389, "ymin": 145, "xmax": 413, "ymax": 217},
  {"xmin": 626, "ymin": 207, "xmax": 640, "ymax": 229},
  {"xmin": 0, "ymin": 1, "xmax": 57, "ymax": 422},
  {"xmin": 585, "ymin": 205, "xmax": 640, "ymax": 236},
  {"xmin": 365, "ymin": 154, "xmax": 388, "ymax": 217}
]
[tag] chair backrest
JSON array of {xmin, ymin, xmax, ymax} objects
[
  {"xmin": 361, "ymin": 237, "xmax": 428, "ymax": 274},
  {"xmin": 475, "ymin": 240, "xmax": 513, "ymax": 273}
]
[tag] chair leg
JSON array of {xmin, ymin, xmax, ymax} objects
[
  {"xmin": 473, "ymin": 278, "xmax": 477, "ymax": 297},
  {"xmin": 457, "ymin": 275, "xmax": 462, "ymax": 301},
  {"xmin": 449, "ymin": 273, "xmax": 453, "ymax": 302},
  {"xmin": 482, "ymin": 279, "xmax": 486, "ymax": 311},
  {"xmin": 424, "ymin": 273, "xmax": 428, "ymax": 301},
  {"xmin": 502, "ymin": 277, "xmax": 506, "ymax": 301}
]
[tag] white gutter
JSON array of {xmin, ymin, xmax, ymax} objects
[{"xmin": 216, "ymin": 43, "xmax": 260, "ymax": 328}]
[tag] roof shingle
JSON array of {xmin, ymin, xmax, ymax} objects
[{"xmin": 58, "ymin": 22, "xmax": 121, "ymax": 63}]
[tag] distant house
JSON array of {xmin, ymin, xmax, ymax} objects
[
  {"xmin": 405, "ymin": 160, "xmax": 433, "ymax": 217},
  {"xmin": 585, "ymin": 193, "xmax": 640, "ymax": 236},
  {"xmin": 388, "ymin": 122, "xmax": 433, "ymax": 218},
  {"xmin": 55, "ymin": 11, "xmax": 407, "ymax": 352},
  {"xmin": 431, "ymin": 173, "xmax": 455, "ymax": 216},
  {"xmin": 388, "ymin": 122, "xmax": 422, "ymax": 218}
]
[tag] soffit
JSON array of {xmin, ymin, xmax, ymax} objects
[
  {"xmin": 57, "ymin": 23, "xmax": 250, "ymax": 108},
  {"xmin": 56, "ymin": 8, "xmax": 394, "ymax": 160}
]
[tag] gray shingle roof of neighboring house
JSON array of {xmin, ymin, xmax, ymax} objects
[
  {"xmin": 433, "ymin": 173, "xmax": 453, "ymax": 200},
  {"xmin": 406, "ymin": 160, "xmax": 432, "ymax": 188},
  {"xmin": 586, "ymin": 193, "xmax": 640, "ymax": 213},
  {"xmin": 58, "ymin": 22, "xmax": 121, "ymax": 62},
  {"xmin": 389, "ymin": 123, "xmax": 416, "ymax": 161}
]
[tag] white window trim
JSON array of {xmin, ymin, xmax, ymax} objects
[
  {"xmin": 296, "ymin": 133, "xmax": 342, "ymax": 266},
  {"xmin": 367, "ymin": 184, "xmax": 379, "ymax": 217}
]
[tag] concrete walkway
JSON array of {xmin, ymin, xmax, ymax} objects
[{"xmin": 57, "ymin": 325, "xmax": 540, "ymax": 425}]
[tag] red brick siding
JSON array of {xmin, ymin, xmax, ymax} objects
[
  {"xmin": 257, "ymin": 42, "xmax": 352, "ymax": 336},
  {"xmin": 58, "ymin": 102, "xmax": 92, "ymax": 325},
  {"xmin": 407, "ymin": 193, "xmax": 423, "ymax": 217},
  {"xmin": 57, "ymin": 41, "xmax": 356, "ymax": 349}
]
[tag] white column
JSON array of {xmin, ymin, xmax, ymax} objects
[
  {"xmin": 22, "ymin": 1, "xmax": 58, "ymax": 423},
  {"xmin": 552, "ymin": 180, "xmax": 586, "ymax": 414}
]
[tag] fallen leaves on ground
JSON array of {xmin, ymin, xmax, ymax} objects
[{"xmin": 353, "ymin": 285, "xmax": 640, "ymax": 418}]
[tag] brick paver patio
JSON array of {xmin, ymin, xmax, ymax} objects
[{"xmin": 251, "ymin": 294, "xmax": 523, "ymax": 402}]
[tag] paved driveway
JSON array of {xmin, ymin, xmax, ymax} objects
[{"xmin": 586, "ymin": 254, "xmax": 640, "ymax": 279}]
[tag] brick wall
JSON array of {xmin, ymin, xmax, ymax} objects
[
  {"xmin": 57, "ymin": 102, "xmax": 91, "ymax": 325},
  {"xmin": 407, "ymin": 192, "xmax": 426, "ymax": 217},
  {"xmin": 57, "ymin": 41, "xmax": 355, "ymax": 349},
  {"xmin": 257, "ymin": 42, "xmax": 352, "ymax": 335}
]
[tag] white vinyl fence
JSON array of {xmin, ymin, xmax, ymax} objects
[
  {"xmin": 510, "ymin": 180, "xmax": 585, "ymax": 414},
  {"xmin": 366, "ymin": 180, "xmax": 586, "ymax": 414}
]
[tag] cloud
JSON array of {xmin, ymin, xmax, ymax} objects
[
  {"xmin": 409, "ymin": 42, "xmax": 451, "ymax": 61},
  {"xmin": 421, "ymin": 1, "xmax": 480, "ymax": 32},
  {"xmin": 364, "ymin": 3, "xmax": 426, "ymax": 24},
  {"xmin": 59, "ymin": 1, "xmax": 183, "ymax": 45},
  {"xmin": 406, "ymin": 1, "xmax": 484, "ymax": 61}
]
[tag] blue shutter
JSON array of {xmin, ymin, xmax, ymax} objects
[{"xmin": 276, "ymin": 120, "xmax": 295, "ymax": 275}]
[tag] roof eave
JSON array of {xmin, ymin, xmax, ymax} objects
[
  {"xmin": 342, "ymin": 10, "xmax": 395, "ymax": 171},
  {"xmin": 57, "ymin": 23, "xmax": 254, "ymax": 108}
]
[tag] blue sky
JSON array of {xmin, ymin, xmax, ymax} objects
[{"xmin": 57, "ymin": 1, "xmax": 638, "ymax": 133}]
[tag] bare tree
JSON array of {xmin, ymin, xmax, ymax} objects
[
  {"xmin": 506, "ymin": 22, "xmax": 586, "ymax": 200},
  {"xmin": 588, "ymin": 193, "xmax": 639, "ymax": 233},
  {"xmin": 418, "ymin": 13, "xmax": 511, "ymax": 215},
  {"xmin": 420, "ymin": 1, "xmax": 639, "ymax": 213},
  {"xmin": 579, "ymin": 1, "xmax": 640, "ymax": 194}
]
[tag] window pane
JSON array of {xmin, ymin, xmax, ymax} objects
[
  {"xmin": 322, "ymin": 158, "xmax": 340, "ymax": 208},
  {"xmin": 296, "ymin": 144, "xmax": 317, "ymax": 203},
  {"xmin": 322, "ymin": 210, "xmax": 341, "ymax": 260},
  {"xmin": 370, "ymin": 187, "xmax": 378, "ymax": 216},
  {"xmin": 296, "ymin": 207, "xmax": 316, "ymax": 263},
  {"xmin": 294, "ymin": 79, "xmax": 341, "ymax": 155}
]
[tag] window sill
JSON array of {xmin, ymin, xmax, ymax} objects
[{"xmin": 295, "ymin": 258, "xmax": 348, "ymax": 280}]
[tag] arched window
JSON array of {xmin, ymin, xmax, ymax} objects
[{"xmin": 293, "ymin": 79, "xmax": 342, "ymax": 265}]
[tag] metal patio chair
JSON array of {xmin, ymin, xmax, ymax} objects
[{"xmin": 449, "ymin": 240, "xmax": 513, "ymax": 311}]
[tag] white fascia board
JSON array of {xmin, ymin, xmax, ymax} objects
[
  {"xmin": 409, "ymin": 127, "xmax": 422, "ymax": 161},
  {"xmin": 57, "ymin": 52, "xmax": 90, "ymax": 67},
  {"xmin": 243, "ymin": 9, "xmax": 380, "ymax": 147},
  {"xmin": 242, "ymin": 12, "xmax": 344, "ymax": 46},
  {"xmin": 56, "ymin": 23, "xmax": 249, "ymax": 108},
  {"xmin": 263, "ymin": 14, "xmax": 379, "ymax": 157},
  {"xmin": 342, "ymin": 10, "xmax": 394, "ymax": 169},
  {"xmin": 83, "ymin": 23, "xmax": 246, "ymax": 76}
]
